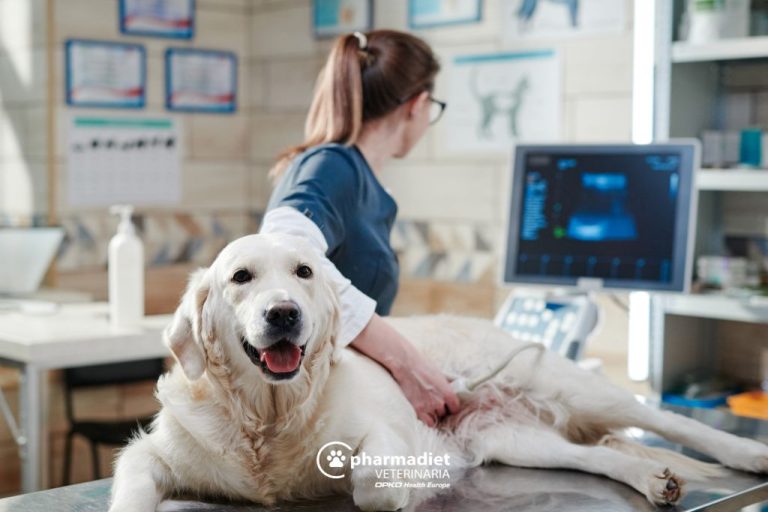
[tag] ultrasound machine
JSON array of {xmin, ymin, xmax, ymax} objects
[{"xmin": 496, "ymin": 142, "xmax": 699, "ymax": 363}]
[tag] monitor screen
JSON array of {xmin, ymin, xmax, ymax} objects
[{"xmin": 502, "ymin": 143, "xmax": 698, "ymax": 292}]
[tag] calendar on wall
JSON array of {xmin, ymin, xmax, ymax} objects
[{"xmin": 67, "ymin": 115, "xmax": 181, "ymax": 207}]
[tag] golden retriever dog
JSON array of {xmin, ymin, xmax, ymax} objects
[{"xmin": 109, "ymin": 233, "xmax": 768, "ymax": 511}]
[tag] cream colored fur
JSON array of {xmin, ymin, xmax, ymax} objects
[{"xmin": 109, "ymin": 233, "xmax": 768, "ymax": 512}]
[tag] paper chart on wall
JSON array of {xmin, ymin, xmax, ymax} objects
[
  {"xmin": 67, "ymin": 116, "xmax": 181, "ymax": 207},
  {"xmin": 502, "ymin": 0, "xmax": 625, "ymax": 41},
  {"xmin": 441, "ymin": 50, "xmax": 561, "ymax": 154}
]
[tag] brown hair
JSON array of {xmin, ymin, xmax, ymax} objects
[{"xmin": 269, "ymin": 29, "xmax": 440, "ymax": 180}]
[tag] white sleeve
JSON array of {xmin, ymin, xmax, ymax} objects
[{"xmin": 258, "ymin": 206, "xmax": 376, "ymax": 347}]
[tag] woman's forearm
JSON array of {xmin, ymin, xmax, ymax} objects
[
  {"xmin": 349, "ymin": 313, "xmax": 461, "ymax": 424},
  {"xmin": 348, "ymin": 313, "xmax": 413, "ymax": 380}
]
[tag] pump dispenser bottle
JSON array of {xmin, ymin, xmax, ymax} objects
[{"xmin": 108, "ymin": 205, "xmax": 144, "ymax": 328}]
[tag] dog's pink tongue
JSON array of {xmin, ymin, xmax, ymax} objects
[{"xmin": 261, "ymin": 343, "xmax": 302, "ymax": 373}]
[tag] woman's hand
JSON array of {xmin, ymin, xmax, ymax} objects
[
  {"xmin": 349, "ymin": 314, "xmax": 460, "ymax": 427},
  {"xmin": 388, "ymin": 350, "xmax": 461, "ymax": 427}
]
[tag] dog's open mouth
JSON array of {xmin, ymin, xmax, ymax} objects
[{"xmin": 241, "ymin": 337, "xmax": 306, "ymax": 380}]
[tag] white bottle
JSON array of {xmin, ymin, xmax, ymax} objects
[{"xmin": 108, "ymin": 205, "xmax": 144, "ymax": 328}]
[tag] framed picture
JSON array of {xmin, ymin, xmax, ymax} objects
[
  {"xmin": 502, "ymin": 0, "xmax": 625, "ymax": 41},
  {"xmin": 409, "ymin": 0, "xmax": 482, "ymax": 29},
  {"xmin": 313, "ymin": 0, "xmax": 373, "ymax": 39},
  {"xmin": 439, "ymin": 49, "xmax": 561, "ymax": 154},
  {"xmin": 120, "ymin": 0, "xmax": 195, "ymax": 39},
  {"xmin": 165, "ymin": 48, "xmax": 237, "ymax": 113},
  {"xmin": 65, "ymin": 39, "xmax": 146, "ymax": 109}
]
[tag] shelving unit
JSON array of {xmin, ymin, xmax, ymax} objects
[
  {"xmin": 641, "ymin": 1, "xmax": 768, "ymax": 395},
  {"xmin": 649, "ymin": 293, "xmax": 768, "ymax": 396}
]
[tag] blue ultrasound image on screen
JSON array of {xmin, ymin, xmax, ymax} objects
[
  {"xmin": 566, "ymin": 173, "xmax": 637, "ymax": 241},
  {"xmin": 516, "ymin": 153, "xmax": 681, "ymax": 284}
]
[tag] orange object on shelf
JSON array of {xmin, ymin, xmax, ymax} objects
[{"xmin": 728, "ymin": 391, "xmax": 768, "ymax": 420}]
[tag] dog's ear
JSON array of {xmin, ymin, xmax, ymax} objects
[
  {"xmin": 164, "ymin": 268, "xmax": 210, "ymax": 381},
  {"xmin": 320, "ymin": 273, "xmax": 343, "ymax": 364}
]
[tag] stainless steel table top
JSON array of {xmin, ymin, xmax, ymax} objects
[{"xmin": 2, "ymin": 404, "xmax": 767, "ymax": 511}]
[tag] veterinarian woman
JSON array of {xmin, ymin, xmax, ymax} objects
[{"xmin": 259, "ymin": 29, "xmax": 458, "ymax": 427}]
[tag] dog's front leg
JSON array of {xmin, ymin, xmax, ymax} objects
[
  {"xmin": 109, "ymin": 436, "xmax": 170, "ymax": 512},
  {"xmin": 351, "ymin": 426, "xmax": 411, "ymax": 512}
]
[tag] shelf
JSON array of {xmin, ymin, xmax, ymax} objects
[
  {"xmin": 672, "ymin": 36, "xmax": 768, "ymax": 63},
  {"xmin": 696, "ymin": 169, "xmax": 768, "ymax": 191},
  {"xmin": 654, "ymin": 294, "xmax": 768, "ymax": 324}
]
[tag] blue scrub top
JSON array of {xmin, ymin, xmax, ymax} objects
[{"xmin": 266, "ymin": 143, "xmax": 400, "ymax": 316}]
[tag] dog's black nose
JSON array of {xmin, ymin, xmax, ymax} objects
[{"xmin": 265, "ymin": 301, "xmax": 301, "ymax": 330}]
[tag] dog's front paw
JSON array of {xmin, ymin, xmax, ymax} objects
[
  {"xmin": 643, "ymin": 467, "xmax": 684, "ymax": 506},
  {"xmin": 352, "ymin": 467, "xmax": 409, "ymax": 511}
]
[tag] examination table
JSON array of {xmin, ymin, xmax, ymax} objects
[{"xmin": 1, "ymin": 405, "xmax": 767, "ymax": 511}]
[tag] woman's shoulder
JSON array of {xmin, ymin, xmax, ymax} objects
[
  {"xmin": 290, "ymin": 143, "xmax": 361, "ymax": 182},
  {"xmin": 295, "ymin": 142, "xmax": 358, "ymax": 168}
]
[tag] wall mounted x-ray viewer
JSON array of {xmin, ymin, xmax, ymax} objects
[{"xmin": 502, "ymin": 142, "xmax": 699, "ymax": 293}]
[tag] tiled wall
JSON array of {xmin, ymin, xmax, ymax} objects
[
  {"xmin": 4, "ymin": 0, "xmax": 635, "ymax": 288},
  {"xmin": 51, "ymin": 0, "xmax": 258, "ymax": 269}
]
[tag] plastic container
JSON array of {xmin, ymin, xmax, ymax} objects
[
  {"xmin": 728, "ymin": 391, "xmax": 768, "ymax": 420},
  {"xmin": 740, "ymin": 128, "xmax": 763, "ymax": 168},
  {"xmin": 108, "ymin": 205, "xmax": 144, "ymax": 328},
  {"xmin": 682, "ymin": 0, "xmax": 750, "ymax": 43}
]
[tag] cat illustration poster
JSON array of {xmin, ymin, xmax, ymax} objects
[
  {"xmin": 502, "ymin": 0, "xmax": 625, "ymax": 41},
  {"xmin": 440, "ymin": 49, "xmax": 561, "ymax": 154}
]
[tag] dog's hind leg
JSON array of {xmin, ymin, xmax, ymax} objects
[
  {"xmin": 613, "ymin": 403, "xmax": 768, "ymax": 474},
  {"xmin": 109, "ymin": 435, "xmax": 171, "ymax": 512},
  {"xmin": 470, "ymin": 424, "xmax": 684, "ymax": 506},
  {"xmin": 539, "ymin": 368, "xmax": 768, "ymax": 474}
]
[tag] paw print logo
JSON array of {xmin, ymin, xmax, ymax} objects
[
  {"xmin": 327, "ymin": 450, "xmax": 346, "ymax": 468},
  {"xmin": 317, "ymin": 441, "xmax": 353, "ymax": 479}
]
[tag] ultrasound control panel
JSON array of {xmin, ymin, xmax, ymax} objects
[{"xmin": 494, "ymin": 292, "xmax": 599, "ymax": 361}]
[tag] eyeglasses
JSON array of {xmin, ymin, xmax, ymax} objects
[{"xmin": 428, "ymin": 97, "xmax": 447, "ymax": 125}]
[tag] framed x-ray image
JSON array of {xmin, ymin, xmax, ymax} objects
[
  {"xmin": 313, "ymin": 0, "xmax": 373, "ymax": 39},
  {"xmin": 120, "ymin": 0, "xmax": 195, "ymax": 39},
  {"xmin": 165, "ymin": 48, "xmax": 237, "ymax": 113},
  {"xmin": 409, "ymin": 0, "xmax": 482, "ymax": 29},
  {"xmin": 65, "ymin": 39, "xmax": 146, "ymax": 108}
]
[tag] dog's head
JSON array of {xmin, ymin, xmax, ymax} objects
[{"xmin": 165, "ymin": 233, "xmax": 341, "ymax": 385}]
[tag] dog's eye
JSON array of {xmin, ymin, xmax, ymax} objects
[
  {"xmin": 296, "ymin": 265, "xmax": 313, "ymax": 279},
  {"xmin": 232, "ymin": 269, "xmax": 253, "ymax": 284}
]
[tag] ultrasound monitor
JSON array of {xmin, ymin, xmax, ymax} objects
[{"xmin": 502, "ymin": 143, "xmax": 698, "ymax": 293}]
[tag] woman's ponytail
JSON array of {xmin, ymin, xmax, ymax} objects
[
  {"xmin": 309, "ymin": 33, "xmax": 365, "ymax": 147},
  {"xmin": 270, "ymin": 30, "xmax": 439, "ymax": 180}
]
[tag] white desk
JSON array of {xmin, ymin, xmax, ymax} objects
[{"xmin": 0, "ymin": 302, "xmax": 171, "ymax": 493}]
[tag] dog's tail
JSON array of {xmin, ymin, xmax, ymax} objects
[{"xmin": 599, "ymin": 434, "xmax": 727, "ymax": 481}]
